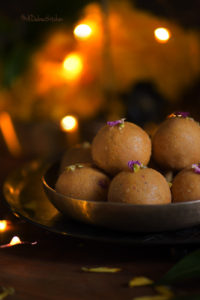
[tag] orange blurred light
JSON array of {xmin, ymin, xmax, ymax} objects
[
  {"xmin": 74, "ymin": 24, "xmax": 92, "ymax": 40},
  {"xmin": 63, "ymin": 53, "xmax": 83, "ymax": 80},
  {"xmin": 0, "ymin": 220, "xmax": 7, "ymax": 231},
  {"xmin": 60, "ymin": 115, "xmax": 78, "ymax": 132},
  {"xmin": 154, "ymin": 27, "xmax": 171, "ymax": 43},
  {"xmin": 9, "ymin": 236, "xmax": 22, "ymax": 246},
  {"xmin": 0, "ymin": 112, "xmax": 21, "ymax": 156}
]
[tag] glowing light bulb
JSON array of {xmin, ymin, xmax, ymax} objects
[
  {"xmin": 9, "ymin": 236, "xmax": 22, "ymax": 246},
  {"xmin": 0, "ymin": 220, "xmax": 7, "ymax": 231},
  {"xmin": 60, "ymin": 115, "xmax": 78, "ymax": 132},
  {"xmin": 63, "ymin": 53, "xmax": 83, "ymax": 80},
  {"xmin": 0, "ymin": 112, "xmax": 21, "ymax": 156},
  {"xmin": 74, "ymin": 24, "xmax": 92, "ymax": 40},
  {"xmin": 154, "ymin": 27, "xmax": 171, "ymax": 43}
]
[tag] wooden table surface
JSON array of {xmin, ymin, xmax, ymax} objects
[{"xmin": 0, "ymin": 155, "xmax": 199, "ymax": 300}]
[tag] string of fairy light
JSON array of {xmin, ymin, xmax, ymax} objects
[
  {"xmin": 0, "ymin": 16, "xmax": 171, "ymax": 247},
  {"xmin": 60, "ymin": 23, "xmax": 171, "ymax": 132},
  {"xmin": 0, "ymin": 14, "xmax": 172, "ymax": 153},
  {"xmin": 0, "ymin": 220, "xmax": 23, "ymax": 247},
  {"xmin": 0, "ymin": 219, "xmax": 37, "ymax": 248}
]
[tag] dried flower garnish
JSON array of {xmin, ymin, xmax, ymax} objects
[
  {"xmin": 107, "ymin": 118, "xmax": 126, "ymax": 128},
  {"xmin": 192, "ymin": 163, "xmax": 200, "ymax": 174},
  {"xmin": 128, "ymin": 160, "xmax": 145, "ymax": 173},
  {"xmin": 129, "ymin": 276, "xmax": 154, "ymax": 287},
  {"xmin": 81, "ymin": 267, "xmax": 121, "ymax": 273},
  {"xmin": 167, "ymin": 112, "xmax": 190, "ymax": 119},
  {"xmin": 0, "ymin": 287, "xmax": 15, "ymax": 299},
  {"xmin": 98, "ymin": 179, "xmax": 109, "ymax": 189}
]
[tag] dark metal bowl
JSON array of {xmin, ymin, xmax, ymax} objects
[{"xmin": 42, "ymin": 162, "xmax": 200, "ymax": 233}]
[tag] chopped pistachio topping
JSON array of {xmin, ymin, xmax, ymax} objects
[
  {"xmin": 128, "ymin": 160, "xmax": 145, "ymax": 173},
  {"xmin": 65, "ymin": 164, "xmax": 84, "ymax": 172},
  {"xmin": 65, "ymin": 165, "xmax": 76, "ymax": 172}
]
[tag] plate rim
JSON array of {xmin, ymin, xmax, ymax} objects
[{"xmin": 3, "ymin": 160, "xmax": 200, "ymax": 246}]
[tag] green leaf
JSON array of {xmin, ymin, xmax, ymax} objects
[{"xmin": 157, "ymin": 249, "xmax": 200, "ymax": 284}]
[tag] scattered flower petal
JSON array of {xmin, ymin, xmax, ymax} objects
[
  {"xmin": 107, "ymin": 118, "xmax": 126, "ymax": 127},
  {"xmin": 133, "ymin": 295, "xmax": 171, "ymax": 300},
  {"xmin": 154, "ymin": 286, "xmax": 174, "ymax": 297},
  {"xmin": 129, "ymin": 276, "xmax": 154, "ymax": 287},
  {"xmin": 81, "ymin": 267, "xmax": 121, "ymax": 273},
  {"xmin": 192, "ymin": 163, "xmax": 200, "ymax": 174},
  {"xmin": 0, "ymin": 287, "xmax": 15, "ymax": 300}
]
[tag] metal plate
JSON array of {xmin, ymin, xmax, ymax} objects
[
  {"xmin": 43, "ymin": 162, "xmax": 200, "ymax": 233},
  {"xmin": 3, "ymin": 160, "xmax": 200, "ymax": 245}
]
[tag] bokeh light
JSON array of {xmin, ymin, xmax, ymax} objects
[
  {"xmin": 74, "ymin": 24, "xmax": 92, "ymax": 40},
  {"xmin": 9, "ymin": 236, "xmax": 22, "ymax": 246},
  {"xmin": 60, "ymin": 115, "xmax": 78, "ymax": 131},
  {"xmin": 0, "ymin": 112, "xmax": 21, "ymax": 156},
  {"xmin": 0, "ymin": 220, "xmax": 7, "ymax": 231},
  {"xmin": 63, "ymin": 53, "xmax": 83, "ymax": 80},
  {"xmin": 154, "ymin": 27, "xmax": 171, "ymax": 43}
]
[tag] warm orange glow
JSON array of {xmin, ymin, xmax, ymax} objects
[
  {"xmin": 63, "ymin": 53, "xmax": 83, "ymax": 80},
  {"xmin": 154, "ymin": 27, "xmax": 171, "ymax": 43},
  {"xmin": 60, "ymin": 115, "xmax": 78, "ymax": 132},
  {"xmin": 9, "ymin": 236, "xmax": 22, "ymax": 246},
  {"xmin": 74, "ymin": 24, "xmax": 92, "ymax": 40},
  {"xmin": 0, "ymin": 220, "xmax": 7, "ymax": 231},
  {"xmin": 0, "ymin": 112, "xmax": 21, "ymax": 156}
]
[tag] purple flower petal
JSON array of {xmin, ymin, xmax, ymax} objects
[
  {"xmin": 128, "ymin": 160, "xmax": 141, "ymax": 172},
  {"xmin": 175, "ymin": 112, "xmax": 190, "ymax": 118},
  {"xmin": 98, "ymin": 179, "xmax": 109, "ymax": 189},
  {"xmin": 107, "ymin": 118, "xmax": 126, "ymax": 127},
  {"xmin": 192, "ymin": 163, "xmax": 200, "ymax": 174},
  {"xmin": 168, "ymin": 112, "xmax": 190, "ymax": 119}
]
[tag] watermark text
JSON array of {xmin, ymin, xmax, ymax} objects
[{"xmin": 21, "ymin": 14, "xmax": 63, "ymax": 23}]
